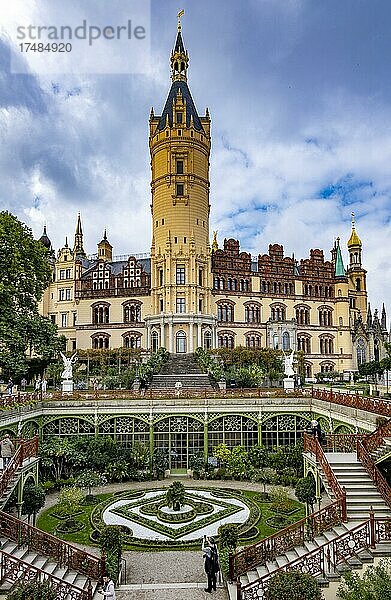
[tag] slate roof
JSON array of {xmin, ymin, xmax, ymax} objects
[
  {"xmin": 174, "ymin": 31, "xmax": 185, "ymax": 53},
  {"xmin": 156, "ymin": 80, "xmax": 204, "ymax": 132}
]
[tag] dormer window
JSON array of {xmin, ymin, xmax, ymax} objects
[{"xmin": 176, "ymin": 112, "xmax": 183, "ymax": 124}]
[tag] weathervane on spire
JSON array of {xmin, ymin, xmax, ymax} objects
[{"xmin": 177, "ymin": 9, "xmax": 185, "ymax": 31}]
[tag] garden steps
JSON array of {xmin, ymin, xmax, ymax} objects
[
  {"xmin": 227, "ymin": 527, "xmax": 391, "ymax": 600},
  {"xmin": 0, "ymin": 538, "xmax": 100, "ymax": 599},
  {"xmin": 371, "ymin": 437, "xmax": 391, "ymax": 463},
  {"xmin": 228, "ymin": 451, "xmax": 391, "ymax": 599},
  {"xmin": 151, "ymin": 354, "xmax": 213, "ymax": 390},
  {"xmin": 0, "ymin": 457, "xmax": 40, "ymax": 509},
  {"xmin": 317, "ymin": 453, "xmax": 390, "ymax": 518}
]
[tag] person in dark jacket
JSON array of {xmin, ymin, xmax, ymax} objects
[{"xmin": 202, "ymin": 535, "xmax": 219, "ymax": 593}]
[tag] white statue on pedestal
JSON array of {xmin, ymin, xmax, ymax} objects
[
  {"xmin": 282, "ymin": 350, "xmax": 295, "ymax": 377},
  {"xmin": 60, "ymin": 352, "xmax": 77, "ymax": 380}
]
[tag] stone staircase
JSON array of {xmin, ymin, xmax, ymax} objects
[
  {"xmin": 323, "ymin": 452, "xmax": 390, "ymax": 520},
  {"xmin": 0, "ymin": 456, "xmax": 38, "ymax": 510},
  {"xmin": 0, "ymin": 538, "xmax": 100, "ymax": 598},
  {"xmin": 228, "ymin": 437, "xmax": 391, "ymax": 600},
  {"xmin": 228, "ymin": 521, "xmax": 391, "ymax": 599},
  {"xmin": 150, "ymin": 354, "xmax": 213, "ymax": 390},
  {"xmin": 371, "ymin": 436, "xmax": 391, "ymax": 464}
]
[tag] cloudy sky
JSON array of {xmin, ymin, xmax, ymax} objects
[{"xmin": 1, "ymin": 0, "xmax": 391, "ymax": 314}]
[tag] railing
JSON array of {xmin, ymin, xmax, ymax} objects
[
  {"xmin": 357, "ymin": 439, "xmax": 391, "ymax": 509},
  {"xmin": 229, "ymin": 498, "xmax": 344, "ymax": 581},
  {"xmin": 0, "ymin": 510, "xmax": 105, "ymax": 582},
  {"xmin": 362, "ymin": 418, "xmax": 391, "ymax": 454},
  {"xmin": 312, "ymin": 387, "xmax": 391, "ymax": 417},
  {"xmin": 52, "ymin": 387, "xmax": 312, "ymax": 401},
  {"xmin": 0, "ymin": 436, "xmax": 39, "ymax": 500},
  {"xmin": 320, "ymin": 433, "xmax": 366, "ymax": 453},
  {"xmin": 0, "ymin": 437, "xmax": 105, "ymax": 597},
  {"xmin": 0, "ymin": 551, "xmax": 93, "ymax": 600},
  {"xmin": 240, "ymin": 513, "xmax": 391, "ymax": 600},
  {"xmin": 303, "ymin": 433, "xmax": 347, "ymax": 521}
]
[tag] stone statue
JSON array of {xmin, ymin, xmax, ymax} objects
[
  {"xmin": 282, "ymin": 350, "xmax": 295, "ymax": 377},
  {"xmin": 60, "ymin": 352, "xmax": 77, "ymax": 380}
]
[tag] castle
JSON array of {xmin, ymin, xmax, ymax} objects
[{"xmin": 39, "ymin": 18, "xmax": 388, "ymax": 380}]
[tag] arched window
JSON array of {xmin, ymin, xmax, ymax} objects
[
  {"xmin": 356, "ymin": 338, "xmax": 366, "ymax": 366},
  {"xmin": 92, "ymin": 303, "xmax": 110, "ymax": 324},
  {"xmin": 204, "ymin": 330, "xmax": 212, "ymax": 350},
  {"xmin": 91, "ymin": 333, "xmax": 110, "ymax": 349},
  {"xmin": 245, "ymin": 333, "xmax": 261, "ymax": 348},
  {"xmin": 123, "ymin": 332, "xmax": 142, "ymax": 349},
  {"xmin": 176, "ymin": 330, "xmax": 187, "ymax": 353},
  {"xmin": 270, "ymin": 304, "xmax": 286, "ymax": 321},
  {"xmin": 319, "ymin": 335, "xmax": 334, "ymax": 355},
  {"xmin": 151, "ymin": 331, "xmax": 159, "ymax": 352},
  {"xmin": 297, "ymin": 334, "xmax": 311, "ymax": 354},
  {"xmin": 123, "ymin": 301, "xmax": 141, "ymax": 323},
  {"xmin": 245, "ymin": 303, "xmax": 261, "ymax": 324},
  {"xmin": 318, "ymin": 307, "xmax": 333, "ymax": 327},
  {"xmin": 295, "ymin": 306, "xmax": 310, "ymax": 325},
  {"xmin": 282, "ymin": 331, "xmax": 290, "ymax": 351},
  {"xmin": 273, "ymin": 333, "xmax": 279, "ymax": 349},
  {"xmin": 218, "ymin": 331, "xmax": 235, "ymax": 349},
  {"xmin": 217, "ymin": 302, "xmax": 234, "ymax": 322}
]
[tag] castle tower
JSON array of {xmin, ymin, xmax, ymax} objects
[
  {"xmin": 346, "ymin": 213, "xmax": 367, "ymax": 320},
  {"xmin": 146, "ymin": 12, "xmax": 216, "ymax": 353}
]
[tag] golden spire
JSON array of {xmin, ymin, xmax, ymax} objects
[
  {"xmin": 348, "ymin": 212, "xmax": 362, "ymax": 247},
  {"xmin": 212, "ymin": 231, "xmax": 218, "ymax": 251},
  {"xmin": 177, "ymin": 9, "xmax": 185, "ymax": 31}
]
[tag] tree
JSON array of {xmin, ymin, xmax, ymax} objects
[
  {"xmin": 213, "ymin": 443, "xmax": 231, "ymax": 467},
  {"xmin": 218, "ymin": 523, "xmax": 239, "ymax": 552},
  {"xmin": 6, "ymin": 580, "xmax": 57, "ymax": 600},
  {"xmin": 228, "ymin": 445, "xmax": 249, "ymax": 479},
  {"xmin": 99, "ymin": 525, "xmax": 124, "ymax": 584},
  {"xmin": 251, "ymin": 467, "xmax": 277, "ymax": 494},
  {"xmin": 22, "ymin": 483, "xmax": 45, "ymax": 525},
  {"xmin": 166, "ymin": 481, "xmax": 186, "ymax": 511},
  {"xmin": 265, "ymin": 570, "xmax": 322, "ymax": 600},
  {"xmin": 269, "ymin": 486, "xmax": 291, "ymax": 513},
  {"xmin": 57, "ymin": 486, "xmax": 84, "ymax": 516},
  {"xmin": 337, "ymin": 560, "xmax": 391, "ymax": 599},
  {"xmin": 75, "ymin": 470, "xmax": 106, "ymax": 501},
  {"xmin": 295, "ymin": 476, "xmax": 316, "ymax": 514},
  {"xmin": 153, "ymin": 448, "xmax": 169, "ymax": 480},
  {"xmin": 0, "ymin": 211, "xmax": 65, "ymax": 377}
]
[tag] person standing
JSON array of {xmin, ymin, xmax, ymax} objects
[
  {"xmin": 6, "ymin": 379, "xmax": 13, "ymax": 395},
  {"xmin": 20, "ymin": 378, "xmax": 27, "ymax": 392},
  {"xmin": 0, "ymin": 435, "xmax": 15, "ymax": 469},
  {"xmin": 202, "ymin": 535, "xmax": 219, "ymax": 593},
  {"xmin": 41, "ymin": 377, "xmax": 47, "ymax": 398},
  {"xmin": 34, "ymin": 377, "xmax": 41, "ymax": 395},
  {"xmin": 98, "ymin": 575, "xmax": 116, "ymax": 599}
]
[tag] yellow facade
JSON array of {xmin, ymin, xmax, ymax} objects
[{"xmin": 38, "ymin": 21, "xmax": 388, "ymax": 378}]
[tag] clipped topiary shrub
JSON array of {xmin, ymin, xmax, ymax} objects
[{"xmin": 265, "ymin": 570, "xmax": 322, "ymax": 600}]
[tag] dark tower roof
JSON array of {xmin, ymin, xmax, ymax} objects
[
  {"xmin": 174, "ymin": 30, "xmax": 185, "ymax": 53},
  {"xmin": 156, "ymin": 81, "xmax": 204, "ymax": 131},
  {"xmin": 39, "ymin": 225, "xmax": 52, "ymax": 250}
]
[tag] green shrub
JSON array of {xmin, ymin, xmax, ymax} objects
[
  {"xmin": 218, "ymin": 523, "xmax": 239, "ymax": 552},
  {"xmin": 6, "ymin": 580, "xmax": 57, "ymax": 600},
  {"xmin": 265, "ymin": 570, "xmax": 322, "ymax": 600}
]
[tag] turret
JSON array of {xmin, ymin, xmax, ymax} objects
[
  {"xmin": 97, "ymin": 230, "xmax": 113, "ymax": 262},
  {"xmin": 73, "ymin": 213, "xmax": 86, "ymax": 258}
]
